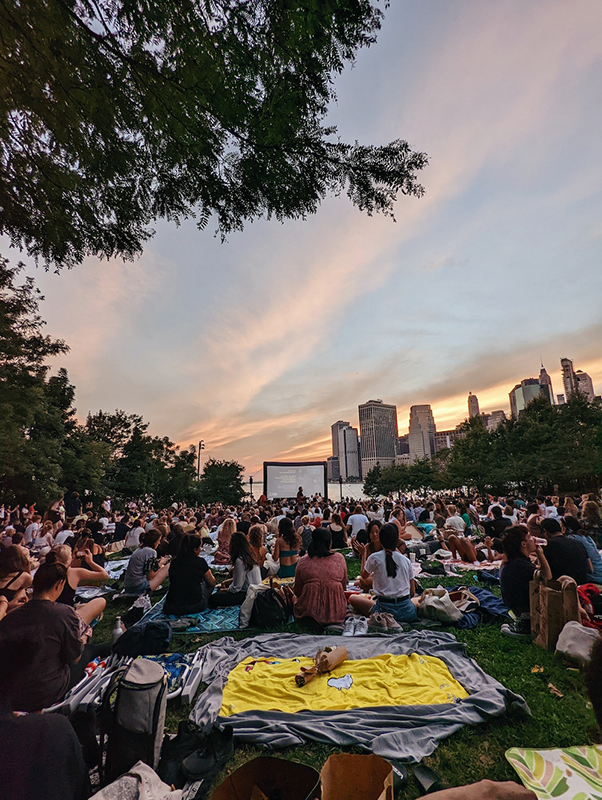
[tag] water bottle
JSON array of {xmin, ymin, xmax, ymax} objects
[{"xmin": 112, "ymin": 615, "xmax": 123, "ymax": 644}]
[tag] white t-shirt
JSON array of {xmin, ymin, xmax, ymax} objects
[
  {"xmin": 365, "ymin": 550, "xmax": 413, "ymax": 598},
  {"xmin": 24, "ymin": 522, "xmax": 39, "ymax": 545},
  {"xmin": 347, "ymin": 514, "xmax": 369, "ymax": 536},
  {"xmin": 125, "ymin": 525, "xmax": 144, "ymax": 548},
  {"xmin": 444, "ymin": 515, "xmax": 466, "ymax": 533},
  {"xmin": 54, "ymin": 529, "xmax": 73, "ymax": 545}
]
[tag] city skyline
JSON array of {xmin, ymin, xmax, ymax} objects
[{"xmin": 7, "ymin": 1, "xmax": 602, "ymax": 476}]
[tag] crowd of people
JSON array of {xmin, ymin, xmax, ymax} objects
[{"xmin": 0, "ymin": 488, "xmax": 601, "ymax": 799}]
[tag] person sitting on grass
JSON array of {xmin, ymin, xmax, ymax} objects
[
  {"xmin": 539, "ymin": 517, "xmax": 590, "ymax": 586},
  {"xmin": 439, "ymin": 506, "xmax": 478, "ymax": 563},
  {"xmin": 208, "ymin": 532, "xmax": 261, "ymax": 607},
  {"xmin": 163, "ymin": 534, "xmax": 216, "ymax": 616},
  {"xmin": 352, "ymin": 519, "xmax": 382, "ymax": 590},
  {"xmin": 272, "ymin": 516, "xmax": 301, "ymax": 578},
  {"xmin": 213, "ymin": 517, "xmax": 236, "ymax": 565},
  {"xmin": 499, "ymin": 525, "xmax": 551, "ymax": 638},
  {"xmin": 248, "ymin": 524, "xmax": 268, "ymax": 577},
  {"xmin": 293, "ymin": 527, "xmax": 348, "ymax": 627},
  {"xmin": 0, "ymin": 545, "xmax": 33, "ymax": 622},
  {"xmin": 123, "ymin": 530, "xmax": 171, "ymax": 596},
  {"xmin": 349, "ymin": 523, "xmax": 417, "ymax": 625},
  {"xmin": 48, "ymin": 544, "xmax": 108, "ymax": 627},
  {"xmin": 563, "ymin": 515, "xmax": 602, "ymax": 585},
  {"xmin": 328, "ymin": 513, "xmax": 348, "ymax": 549}
]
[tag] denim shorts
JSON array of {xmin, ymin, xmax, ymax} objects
[
  {"xmin": 124, "ymin": 577, "xmax": 150, "ymax": 595},
  {"xmin": 371, "ymin": 596, "xmax": 418, "ymax": 623}
]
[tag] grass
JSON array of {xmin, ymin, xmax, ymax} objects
[{"xmin": 95, "ymin": 552, "xmax": 598, "ymax": 796}]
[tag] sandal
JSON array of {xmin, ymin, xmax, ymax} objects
[{"xmin": 413, "ymin": 764, "xmax": 451, "ymax": 795}]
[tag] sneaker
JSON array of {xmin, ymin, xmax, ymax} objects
[
  {"xmin": 382, "ymin": 613, "xmax": 403, "ymax": 633},
  {"xmin": 354, "ymin": 616, "xmax": 369, "ymax": 636},
  {"xmin": 367, "ymin": 613, "xmax": 388, "ymax": 634},
  {"xmin": 342, "ymin": 616, "xmax": 356, "ymax": 636},
  {"xmin": 501, "ymin": 622, "xmax": 531, "ymax": 640}
]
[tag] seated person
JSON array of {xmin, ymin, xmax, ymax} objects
[
  {"xmin": 0, "ymin": 562, "xmax": 83, "ymax": 712},
  {"xmin": 328, "ymin": 513, "xmax": 348, "ymax": 549},
  {"xmin": 272, "ymin": 517, "xmax": 301, "ymax": 578},
  {"xmin": 482, "ymin": 506, "xmax": 513, "ymax": 538},
  {"xmin": 49, "ymin": 544, "xmax": 109, "ymax": 626},
  {"xmin": 32, "ymin": 520, "xmax": 55, "ymax": 556},
  {"xmin": 164, "ymin": 534, "xmax": 216, "ymax": 616},
  {"xmin": 353, "ymin": 520, "xmax": 382, "ymax": 590},
  {"xmin": 440, "ymin": 506, "xmax": 477, "ymax": 563},
  {"xmin": 500, "ymin": 525, "xmax": 551, "ymax": 636},
  {"xmin": 293, "ymin": 528, "xmax": 348, "ymax": 626},
  {"xmin": 0, "ymin": 545, "xmax": 33, "ymax": 622},
  {"xmin": 123, "ymin": 530, "xmax": 170, "ymax": 595},
  {"xmin": 213, "ymin": 518, "xmax": 236, "ymax": 564},
  {"xmin": 540, "ymin": 518, "xmax": 590, "ymax": 585},
  {"xmin": 298, "ymin": 516, "xmax": 314, "ymax": 555},
  {"xmin": 350, "ymin": 523, "xmax": 417, "ymax": 623},
  {"xmin": 563, "ymin": 515, "xmax": 602, "ymax": 585},
  {"xmin": 72, "ymin": 534, "xmax": 105, "ymax": 567},
  {"xmin": 209, "ymin": 533, "xmax": 261, "ymax": 607},
  {"xmin": 248, "ymin": 524, "xmax": 267, "ymax": 577},
  {"xmin": 390, "ymin": 507, "xmax": 411, "ymax": 541}
]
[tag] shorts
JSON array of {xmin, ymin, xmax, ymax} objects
[
  {"xmin": 371, "ymin": 596, "xmax": 418, "ymax": 624},
  {"xmin": 123, "ymin": 578, "xmax": 150, "ymax": 596}
]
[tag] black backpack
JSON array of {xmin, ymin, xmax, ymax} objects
[
  {"xmin": 250, "ymin": 587, "xmax": 289, "ymax": 628},
  {"xmin": 112, "ymin": 620, "xmax": 172, "ymax": 657},
  {"xmin": 99, "ymin": 659, "xmax": 168, "ymax": 785}
]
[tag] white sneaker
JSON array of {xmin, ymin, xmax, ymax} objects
[
  {"xmin": 342, "ymin": 616, "xmax": 356, "ymax": 636},
  {"xmin": 354, "ymin": 616, "xmax": 368, "ymax": 636}
]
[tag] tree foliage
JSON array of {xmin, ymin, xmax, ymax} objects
[
  {"xmin": 198, "ymin": 458, "xmax": 246, "ymax": 505},
  {"xmin": 0, "ymin": 0, "xmax": 428, "ymax": 268}
]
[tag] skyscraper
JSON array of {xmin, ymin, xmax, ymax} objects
[
  {"xmin": 331, "ymin": 421, "xmax": 350, "ymax": 460},
  {"xmin": 358, "ymin": 400, "xmax": 398, "ymax": 475},
  {"xmin": 468, "ymin": 392, "xmax": 480, "ymax": 418},
  {"xmin": 538, "ymin": 364, "xmax": 554, "ymax": 404},
  {"xmin": 337, "ymin": 425, "xmax": 361, "ymax": 480},
  {"xmin": 409, "ymin": 405, "xmax": 436, "ymax": 462},
  {"xmin": 576, "ymin": 370, "xmax": 595, "ymax": 401},
  {"xmin": 509, "ymin": 379, "xmax": 542, "ymax": 417},
  {"xmin": 561, "ymin": 358, "xmax": 577, "ymax": 398}
]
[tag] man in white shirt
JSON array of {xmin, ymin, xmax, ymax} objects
[
  {"xmin": 24, "ymin": 516, "xmax": 41, "ymax": 545},
  {"xmin": 347, "ymin": 506, "xmax": 370, "ymax": 537},
  {"xmin": 54, "ymin": 526, "xmax": 74, "ymax": 545}
]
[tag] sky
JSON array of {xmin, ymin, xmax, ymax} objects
[{"xmin": 7, "ymin": 0, "xmax": 602, "ymax": 476}]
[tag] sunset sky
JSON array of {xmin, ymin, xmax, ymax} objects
[{"xmin": 8, "ymin": 0, "xmax": 602, "ymax": 476}]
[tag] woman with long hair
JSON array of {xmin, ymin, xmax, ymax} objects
[
  {"xmin": 0, "ymin": 545, "xmax": 32, "ymax": 622},
  {"xmin": 209, "ymin": 532, "xmax": 261, "ymax": 607},
  {"xmin": 248, "ymin": 525, "xmax": 267, "ymax": 571},
  {"xmin": 272, "ymin": 517, "xmax": 301, "ymax": 578},
  {"xmin": 351, "ymin": 523, "xmax": 417, "ymax": 626},
  {"xmin": 328, "ymin": 513, "xmax": 348, "ymax": 549},
  {"xmin": 293, "ymin": 528, "xmax": 348, "ymax": 626},
  {"xmin": 164, "ymin": 534, "xmax": 216, "ymax": 616},
  {"xmin": 47, "ymin": 544, "xmax": 108, "ymax": 626},
  {"xmin": 213, "ymin": 517, "xmax": 236, "ymax": 565},
  {"xmin": 581, "ymin": 501, "xmax": 602, "ymax": 545},
  {"xmin": 499, "ymin": 525, "xmax": 551, "ymax": 637}
]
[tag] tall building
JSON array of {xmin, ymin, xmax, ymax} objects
[
  {"xmin": 561, "ymin": 358, "xmax": 577, "ymax": 398},
  {"xmin": 337, "ymin": 424, "xmax": 361, "ymax": 480},
  {"xmin": 576, "ymin": 370, "xmax": 595, "ymax": 401},
  {"xmin": 557, "ymin": 394, "xmax": 566, "ymax": 405},
  {"xmin": 327, "ymin": 456, "xmax": 340, "ymax": 482},
  {"xmin": 408, "ymin": 405, "xmax": 436, "ymax": 462},
  {"xmin": 485, "ymin": 410, "xmax": 506, "ymax": 431},
  {"xmin": 468, "ymin": 392, "xmax": 480, "ymax": 418},
  {"xmin": 358, "ymin": 399, "xmax": 398, "ymax": 474},
  {"xmin": 509, "ymin": 378, "xmax": 542, "ymax": 417},
  {"xmin": 331, "ymin": 421, "xmax": 350, "ymax": 460},
  {"xmin": 538, "ymin": 364, "xmax": 554, "ymax": 404}
]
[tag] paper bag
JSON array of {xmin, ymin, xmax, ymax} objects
[
  {"xmin": 530, "ymin": 576, "xmax": 579, "ymax": 650},
  {"xmin": 320, "ymin": 753, "xmax": 393, "ymax": 800}
]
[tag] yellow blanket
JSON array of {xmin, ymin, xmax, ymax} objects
[{"xmin": 220, "ymin": 653, "xmax": 468, "ymax": 716}]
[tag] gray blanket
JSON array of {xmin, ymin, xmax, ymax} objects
[{"xmin": 190, "ymin": 631, "xmax": 529, "ymax": 762}]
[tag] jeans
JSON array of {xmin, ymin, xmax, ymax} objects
[{"xmin": 371, "ymin": 596, "xmax": 418, "ymax": 624}]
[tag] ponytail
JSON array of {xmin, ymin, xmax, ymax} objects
[{"xmin": 379, "ymin": 524, "xmax": 399, "ymax": 578}]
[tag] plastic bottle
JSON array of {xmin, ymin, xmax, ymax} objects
[{"xmin": 112, "ymin": 615, "xmax": 123, "ymax": 644}]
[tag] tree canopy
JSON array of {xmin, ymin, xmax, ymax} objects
[{"xmin": 0, "ymin": 0, "xmax": 428, "ymax": 269}]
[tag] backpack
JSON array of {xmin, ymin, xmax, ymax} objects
[
  {"xmin": 100, "ymin": 658, "xmax": 168, "ymax": 785},
  {"xmin": 250, "ymin": 586, "xmax": 290, "ymax": 629},
  {"xmin": 112, "ymin": 620, "xmax": 172, "ymax": 657}
]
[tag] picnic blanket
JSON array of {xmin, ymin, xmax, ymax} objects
[
  {"xmin": 507, "ymin": 744, "xmax": 602, "ymax": 799},
  {"xmin": 190, "ymin": 631, "xmax": 529, "ymax": 763},
  {"xmin": 141, "ymin": 595, "xmax": 242, "ymax": 634}
]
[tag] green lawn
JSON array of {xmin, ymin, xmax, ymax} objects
[{"xmin": 94, "ymin": 553, "xmax": 598, "ymax": 796}]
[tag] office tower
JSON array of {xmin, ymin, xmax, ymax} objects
[
  {"xmin": 468, "ymin": 392, "xmax": 480, "ymax": 417},
  {"xmin": 509, "ymin": 379, "xmax": 542, "ymax": 417},
  {"xmin": 337, "ymin": 425, "xmax": 361, "ymax": 480},
  {"xmin": 396, "ymin": 434, "xmax": 410, "ymax": 456},
  {"xmin": 561, "ymin": 358, "xmax": 577, "ymax": 398},
  {"xmin": 486, "ymin": 410, "xmax": 506, "ymax": 431},
  {"xmin": 409, "ymin": 405, "xmax": 436, "ymax": 462},
  {"xmin": 434, "ymin": 429, "xmax": 456, "ymax": 453},
  {"xmin": 557, "ymin": 394, "xmax": 566, "ymax": 405},
  {"xmin": 358, "ymin": 399, "xmax": 398, "ymax": 474},
  {"xmin": 331, "ymin": 421, "xmax": 350, "ymax": 460},
  {"xmin": 327, "ymin": 456, "xmax": 340, "ymax": 482},
  {"xmin": 538, "ymin": 364, "xmax": 554, "ymax": 404},
  {"xmin": 576, "ymin": 370, "xmax": 595, "ymax": 401}
]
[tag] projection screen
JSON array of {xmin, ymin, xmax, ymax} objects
[{"xmin": 263, "ymin": 461, "xmax": 328, "ymax": 500}]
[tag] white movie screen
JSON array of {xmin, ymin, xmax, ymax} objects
[{"xmin": 264, "ymin": 462, "xmax": 327, "ymax": 500}]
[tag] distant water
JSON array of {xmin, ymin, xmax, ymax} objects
[{"xmin": 244, "ymin": 481, "xmax": 367, "ymax": 501}]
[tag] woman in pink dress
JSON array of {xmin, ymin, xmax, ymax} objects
[{"xmin": 293, "ymin": 528, "xmax": 348, "ymax": 626}]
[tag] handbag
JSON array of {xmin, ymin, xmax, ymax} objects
[{"xmin": 418, "ymin": 589, "xmax": 462, "ymax": 623}]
